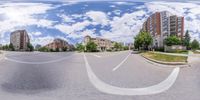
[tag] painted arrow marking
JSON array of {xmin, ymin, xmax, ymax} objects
[{"xmin": 83, "ymin": 53, "xmax": 180, "ymax": 96}]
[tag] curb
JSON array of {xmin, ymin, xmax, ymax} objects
[
  {"xmin": 141, "ymin": 54, "xmax": 187, "ymax": 65},
  {"xmin": 153, "ymin": 52, "xmax": 188, "ymax": 57}
]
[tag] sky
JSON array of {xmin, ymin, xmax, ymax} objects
[{"xmin": 0, "ymin": 0, "xmax": 200, "ymax": 46}]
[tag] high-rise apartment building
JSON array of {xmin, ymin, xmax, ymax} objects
[
  {"xmin": 169, "ymin": 15, "xmax": 184, "ymax": 37},
  {"xmin": 10, "ymin": 30, "xmax": 30, "ymax": 51},
  {"xmin": 142, "ymin": 11, "xmax": 184, "ymax": 48}
]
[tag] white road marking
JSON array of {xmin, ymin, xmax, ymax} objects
[
  {"xmin": 4, "ymin": 54, "xmax": 73, "ymax": 64},
  {"xmin": 112, "ymin": 53, "xmax": 131, "ymax": 71},
  {"xmin": 83, "ymin": 53, "xmax": 180, "ymax": 96},
  {"xmin": 91, "ymin": 54, "xmax": 101, "ymax": 58}
]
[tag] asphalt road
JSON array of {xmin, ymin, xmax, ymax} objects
[{"xmin": 0, "ymin": 51, "xmax": 199, "ymax": 100}]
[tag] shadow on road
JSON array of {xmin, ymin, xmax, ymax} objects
[{"xmin": 1, "ymin": 64, "xmax": 63, "ymax": 94}]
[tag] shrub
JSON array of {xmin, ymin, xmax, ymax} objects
[
  {"xmin": 86, "ymin": 41, "xmax": 97, "ymax": 52},
  {"xmin": 106, "ymin": 49, "xmax": 112, "ymax": 52},
  {"xmin": 164, "ymin": 36, "xmax": 181, "ymax": 46}
]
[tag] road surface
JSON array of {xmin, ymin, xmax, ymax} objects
[{"xmin": 0, "ymin": 51, "xmax": 199, "ymax": 100}]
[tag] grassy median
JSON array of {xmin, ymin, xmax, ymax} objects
[
  {"xmin": 168, "ymin": 50, "xmax": 188, "ymax": 54},
  {"xmin": 142, "ymin": 52, "xmax": 187, "ymax": 62}
]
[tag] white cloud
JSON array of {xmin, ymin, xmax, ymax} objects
[
  {"xmin": 71, "ymin": 14, "xmax": 84, "ymax": 18},
  {"xmin": 0, "ymin": 3, "xmax": 53, "ymax": 16},
  {"xmin": 67, "ymin": 29, "xmax": 96, "ymax": 39},
  {"xmin": 101, "ymin": 10, "xmax": 147, "ymax": 43},
  {"xmin": 0, "ymin": 3, "xmax": 57, "ymax": 41},
  {"xmin": 31, "ymin": 35, "xmax": 73, "ymax": 46},
  {"xmin": 58, "ymin": 14, "xmax": 75, "ymax": 23},
  {"xmin": 30, "ymin": 32, "xmax": 42, "ymax": 36},
  {"xmin": 86, "ymin": 11, "xmax": 109, "ymax": 26},
  {"xmin": 111, "ymin": 2, "xmax": 135, "ymax": 5},
  {"xmin": 55, "ymin": 9, "xmax": 147, "ymax": 43},
  {"xmin": 110, "ymin": 5, "xmax": 116, "ymax": 8},
  {"xmin": 2, "ymin": 1, "xmax": 200, "ymax": 45},
  {"xmin": 31, "ymin": 36, "xmax": 54, "ymax": 46},
  {"xmin": 113, "ymin": 10, "xmax": 121, "ymax": 15},
  {"xmin": 145, "ymin": 1, "xmax": 200, "ymax": 41},
  {"xmin": 55, "ymin": 20, "xmax": 91, "ymax": 34}
]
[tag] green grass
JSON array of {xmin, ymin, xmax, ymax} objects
[
  {"xmin": 142, "ymin": 52, "xmax": 187, "ymax": 62},
  {"xmin": 164, "ymin": 50, "xmax": 188, "ymax": 54}
]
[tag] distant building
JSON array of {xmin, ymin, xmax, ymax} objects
[
  {"xmin": 0, "ymin": 44, "xmax": 2, "ymax": 50},
  {"xmin": 35, "ymin": 44, "xmax": 42, "ymax": 50},
  {"xmin": 142, "ymin": 11, "xmax": 184, "ymax": 48},
  {"xmin": 45, "ymin": 38, "xmax": 72, "ymax": 51},
  {"xmin": 68, "ymin": 44, "xmax": 75, "ymax": 51},
  {"xmin": 83, "ymin": 35, "xmax": 115, "ymax": 51},
  {"xmin": 123, "ymin": 42, "xmax": 134, "ymax": 50},
  {"xmin": 10, "ymin": 30, "xmax": 30, "ymax": 51}
]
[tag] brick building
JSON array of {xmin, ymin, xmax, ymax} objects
[
  {"xmin": 10, "ymin": 30, "xmax": 30, "ymax": 51},
  {"xmin": 142, "ymin": 11, "xmax": 184, "ymax": 48},
  {"xmin": 45, "ymin": 38, "xmax": 73, "ymax": 51}
]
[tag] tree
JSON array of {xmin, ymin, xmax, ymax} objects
[
  {"xmin": 86, "ymin": 41, "xmax": 97, "ymax": 52},
  {"xmin": 164, "ymin": 36, "xmax": 181, "ymax": 46},
  {"xmin": 35, "ymin": 44, "xmax": 42, "ymax": 51},
  {"xmin": 191, "ymin": 39, "xmax": 199, "ymax": 50},
  {"xmin": 134, "ymin": 31, "xmax": 153, "ymax": 50},
  {"xmin": 134, "ymin": 36, "xmax": 141, "ymax": 50},
  {"xmin": 56, "ymin": 47, "xmax": 59, "ymax": 52},
  {"xmin": 118, "ymin": 43, "xmax": 123, "ymax": 51},
  {"xmin": 9, "ymin": 43, "xmax": 15, "ymax": 51},
  {"xmin": 2, "ymin": 45, "xmax": 9, "ymax": 50},
  {"xmin": 123, "ymin": 46, "xmax": 129, "ymax": 50},
  {"xmin": 76, "ymin": 43, "xmax": 85, "ymax": 52},
  {"xmin": 27, "ymin": 42, "xmax": 34, "ymax": 51},
  {"xmin": 114, "ymin": 43, "xmax": 119, "ymax": 51},
  {"xmin": 62, "ymin": 47, "xmax": 68, "ymax": 51},
  {"xmin": 50, "ymin": 48, "xmax": 54, "ymax": 52},
  {"xmin": 114, "ymin": 43, "xmax": 123, "ymax": 51},
  {"xmin": 38, "ymin": 47, "xmax": 49, "ymax": 52},
  {"xmin": 182, "ymin": 30, "xmax": 190, "ymax": 49}
]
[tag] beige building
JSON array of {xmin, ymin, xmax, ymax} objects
[
  {"xmin": 10, "ymin": 30, "xmax": 30, "ymax": 51},
  {"xmin": 83, "ymin": 35, "xmax": 115, "ymax": 51}
]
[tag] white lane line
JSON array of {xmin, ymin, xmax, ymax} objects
[
  {"xmin": 91, "ymin": 54, "xmax": 101, "ymax": 58},
  {"xmin": 4, "ymin": 54, "xmax": 74, "ymax": 64},
  {"xmin": 83, "ymin": 53, "xmax": 180, "ymax": 96},
  {"xmin": 112, "ymin": 53, "xmax": 131, "ymax": 71}
]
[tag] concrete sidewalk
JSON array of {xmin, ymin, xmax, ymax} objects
[{"xmin": 187, "ymin": 51, "xmax": 200, "ymax": 64}]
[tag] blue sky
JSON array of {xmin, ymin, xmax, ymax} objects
[{"xmin": 0, "ymin": 0, "xmax": 200, "ymax": 46}]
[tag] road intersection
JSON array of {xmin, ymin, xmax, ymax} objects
[{"xmin": 0, "ymin": 51, "xmax": 199, "ymax": 100}]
